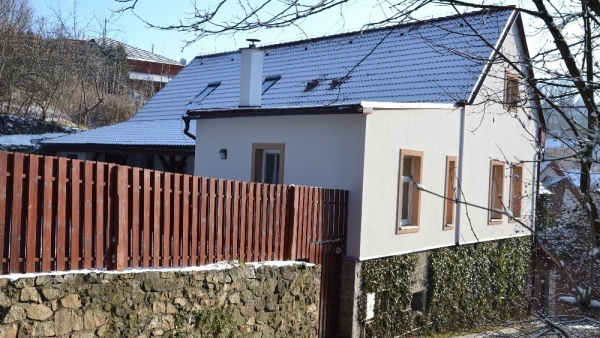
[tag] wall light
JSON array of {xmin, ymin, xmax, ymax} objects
[{"xmin": 219, "ymin": 149, "xmax": 227, "ymax": 160}]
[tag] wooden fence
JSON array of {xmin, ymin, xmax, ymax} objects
[{"xmin": 0, "ymin": 151, "xmax": 348, "ymax": 274}]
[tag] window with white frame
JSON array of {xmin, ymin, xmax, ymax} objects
[
  {"xmin": 397, "ymin": 149, "xmax": 423, "ymax": 234},
  {"xmin": 251, "ymin": 143, "xmax": 285, "ymax": 184},
  {"xmin": 489, "ymin": 160, "xmax": 505, "ymax": 224}
]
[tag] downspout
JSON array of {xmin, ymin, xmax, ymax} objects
[
  {"xmin": 455, "ymin": 101, "xmax": 467, "ymax": 245},
  {"xmin": 182, "ymin": 116, "xmax": 196, "ymax": 140}
]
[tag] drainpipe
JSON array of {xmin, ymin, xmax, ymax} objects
[
  {"xmin": 182, "ymin": 116, "xmax": 196, "ymax": 140},
  {"xmin": 455, "ymin": 101, "xmax": 467, "ymax": 245}
]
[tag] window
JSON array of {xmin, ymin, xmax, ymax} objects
[
  {"xmin": 189, "ymin": 82, "xmax": 220, "ymax": 104},
  {"xmin": 443, "ymin": 156, "xmax": 458, "ymax": 230},
  {"xmin": 251, "ymin": 143, "xmax": 285, "ymax": 184},
  {"xmin": 262, "ymin": 75, "xmax": 281, "ymax": 94},
  {"xmin": 397, "ymin": 149, "xmax": 423, "ymax": 234},
  {"xmin": 489, "ymin": 160, "xmax": 505, "ymax": 225},
  {"xmin": 504, "ymin": 73, "xmax": 520, "ymax": 111},
  {"xmin": 509, "ymin": 163, "xmax": 524, "ymax": 221}
]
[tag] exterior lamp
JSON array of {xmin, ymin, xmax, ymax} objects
[{"xmin": 219, "ymin": 149, "xmax": 227, "ymax": 160}]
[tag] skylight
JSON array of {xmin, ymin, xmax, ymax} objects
[
  {"xmin": 262, "ymin": 75, "xmax": 281, "ymax": 94},
  {"xmin": 190, "ymin": 82, "xmax": 220, "ymax": 104}
]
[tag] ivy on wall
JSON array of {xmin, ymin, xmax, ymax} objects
[{"xmin": 359, "ymin": 237, "xmax": 531, "ymax": 337}]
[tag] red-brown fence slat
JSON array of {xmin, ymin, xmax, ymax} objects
[
  {"xmin": 142, "ymin": 170, "xmax": 151, "ymax": 267},
  {"xmin": 200, "ymin": 177, "xmax": 208, "ymax": 265},
  {"xmin": 246, "ymin": 183, "xmax": 255, "ymax": 261},
  {"xmin": 70, "ymin": 160, "xmax": 81, "ymax": 270},
  {"xmin": 105, "ymin": 163, "xmax": 116, "ymax": 270},
  {"xmin": 25, "ymin": 155, "xmax": 40, "ymax": 272},
  {"xmin": 83, "ymin": 161, "xmax": 93, "ymax": 269},
  {"xmin": 342, "ymin": 190, "xmax": 349, "ymax": 252},
  {"xmin": 55, "ymin": 157, "xmax": 67, "ymax": 271},
  {"xmin": 115, "ymin": 166, "xmax": 129, "ymax": 271},
  {"xmin": 302, "ymin": 186, "xmax": 311, "ymax": 260},
  {"xmin": 267, "ymin": 184, "xmax": 275, "ymax": 261},
  {"xmin": 181, "ymin": 175, "xmax": 190, "ymax": 266},
  {"xmin": 9, "ymin": 153, "xmax": 24, "ymax": 273},
  {"xmin": 273, "ymin": 184, "xmax": 287, "ymax": 261},
  {"xmin": 232, "ymin": 181, "xmax": 240, "ymax": 260},
  {"xmin": 41, "ymin": 156, "xmax": 54, "ymax": 272},
  {"xmin": 172, "ymin": 173, "xmax": 181, "ymax": 266},
  {"xmin": 207, "ymin": 179, "xmax": 216, "ymax": 263},
  {"xmin": 131, "ymin": 168, "xmax": 141, "ymax": 268},
  {"xmin": 253, "ymin": 183, "xmax": 262, "ymax": 262},
  {"xmin": 190, "ymin": 177, "xmax": 199, "ymax": 266},
  {"xmin": 224, "ymin": 180, "xmax": 232, "ymax": 261},
  {"xmin": 216, "ymin": 179, "xmax": 224, "ymax": 261},
  {"xmin": 162, "ymin": 173, "xmax": 172, "ymax": 267},
  {"xmin": 260, "ymin": 184, "xmax": 269, "ymax": 261},
  {"xmin": 239, "ymin": 182, "xmax": 248, "ymax": 262},
  {"xmin": 152, "ymin": 171, "xmax": 162, "ymax": 267}
]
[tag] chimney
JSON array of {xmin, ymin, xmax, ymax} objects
[{"xmin": 239, "ymin": 39, "xmax": 263, "ymax": 107}]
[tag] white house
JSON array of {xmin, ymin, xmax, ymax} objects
[
  {"xmin": 183, "ymin": 8, "xmax": 541, "ymax": 336},
  {"xmin": 185, "ymin": 8, "xmax": 539, "ymax": 254}
]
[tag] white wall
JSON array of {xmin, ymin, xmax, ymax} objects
[
  {"xmin": 356, "ymin": 21, "xmax": 537, "ymax": 259},
  {"xmin": 455, "ymin": 21, "xmax": 537, "ymax": 245},
  {"xmin": 194, "ymin": 114, "xmax": 367, "ymax": 258},
  {"xmin": 359, "ymin": 107, "xmax": 461, "ymax": 259}
]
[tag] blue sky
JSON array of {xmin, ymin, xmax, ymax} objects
[{"xmin": 31, "ymin": 0, "xmax": 458, "ymax": 63}]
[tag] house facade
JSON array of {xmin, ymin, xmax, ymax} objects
[{"xmin": 183, "ymin": 9, "xmax": 541, "ymax": 336}]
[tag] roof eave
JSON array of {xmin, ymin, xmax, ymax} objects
[{"xmin": 185, "ymin": 104, "xmax": 364, "ymax": 120}]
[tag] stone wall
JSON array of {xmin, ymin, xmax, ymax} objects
[{"xmin": 0, "ymin": 262, "xmax": 320, "ymax": 337}]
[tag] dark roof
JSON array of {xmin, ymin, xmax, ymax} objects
[{"xmin": 44, "ymin": 9, "xmax": 517, "ymax": 147}]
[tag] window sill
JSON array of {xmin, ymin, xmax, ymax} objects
[
  {"xmin": 488, "ymin": 218, "xmax": 503, "ymax": 225},
  {"xmin": 508, "ymin": 217, "xmax": 521, "ymax": 224},
  {"xmin": 396, "ymin": 225, "xmax": 419, "ymax": 234},
  {"xmin": 443, "ymin": 224, "xmax": 454, "ymax": 231}
]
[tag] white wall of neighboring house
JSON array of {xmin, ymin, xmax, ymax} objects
[
  {"xmin": 194, "ymin": 114, "xmax": 367, "ymax": 258},
  {"xmin": 456, "ymin": 21, "xmax": 537, "ymax": 244}
]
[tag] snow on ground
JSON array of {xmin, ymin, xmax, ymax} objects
[{"xmin": 0, "ymin": 260, "xmax": 314, "ymax": 281}]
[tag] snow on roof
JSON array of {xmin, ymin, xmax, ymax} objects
[
  {"xmin": 129, "ymin": 71, "xmax": 172, "ymax": 83},
  {"xmin": 45, "ymin": 9, "xmax": 514, "ymax": 147},
  {"xmin": 42, "ymin": 120, "xmax": 195, "ymax": 147},
  {"xmin": 564, "ymin": 170, "xmax": 600, "ymax": 192},
  {"xmin": 0, "ymin": 133, "xmax": 68, "ymax": 150},
  {"xmin": 93, "ymin": 38, "xmax": 182, "ymax": 66}
]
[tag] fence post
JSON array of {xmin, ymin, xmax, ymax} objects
[
  {"xmin": 115, "ymin": 166, "xmax": 128, "ymax": 271},
  {"xmin": 284, "ymin": 186, "xmax": 299, "ymax": 261}
]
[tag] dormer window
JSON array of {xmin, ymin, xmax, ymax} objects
[
  {"xmin": 262, "ymin": 75, "xmax": 281, "ymax": 94},
  {"xmin": 504, "ymin": 73, "xmax": 520, "ymax": 111},
  {"xmin": 190, "ymin": 82, "xmax": 220, "ymax": 104}
]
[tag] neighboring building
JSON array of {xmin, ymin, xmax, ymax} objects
[
  {"xmin": 182, "ymin": 9, "xmax": 540, "ymax": 336},
  {"xmin": 41, "ymin": 39, "xmax": 191, "ymax": 174},
  {"xmin": 92, "ymin": 37, "xmax": 185, "ymax": 94}
]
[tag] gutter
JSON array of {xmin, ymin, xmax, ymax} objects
[
  {"xmin": 455, "ymin": 101, "xmax": 467, "ymax": 245},
  {"xmin": 182, "ymin": 116, "xmax": 196, "ymax": 140},
  {"xmin": 185, "ymin": 104, "xmax": 364, "ymax": 120}
]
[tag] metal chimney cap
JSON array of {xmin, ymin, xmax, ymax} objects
[{"xmin": 246, "ymin": 38, "xmax": 261, "ymax": 48}]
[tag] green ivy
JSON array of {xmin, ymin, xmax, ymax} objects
[{"xmin": 359, "ymin": 237, "xmax": 530, "ymax": 337}]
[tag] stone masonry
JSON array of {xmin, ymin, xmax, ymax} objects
[{"xmin": 0, "ymin": 263, "xmax": 320, "ymax": 337}]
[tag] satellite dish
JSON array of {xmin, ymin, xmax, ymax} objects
[{"xmin": 180, "ymin": 58, "xmax": 187, "ymax": 66}]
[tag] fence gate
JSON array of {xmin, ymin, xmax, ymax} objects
[{"xmin": 287, "ymin": 187, "xmax": 348, "ymax": 338}]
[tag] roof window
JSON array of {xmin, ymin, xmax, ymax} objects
[
  {"xmin": 304, "ymin": 80, "xmax": 320, "ymax": 92},
  {"xmin": 190, "ymin": 82, "xmax": 220, "ymax": 104},
  {"xmin": 262, "ymin": 75, "xmax": 281, "ymax": 94},
  {"xmin": 329, "ymin": 76, "xmax": 350, "ymax": 90}
]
